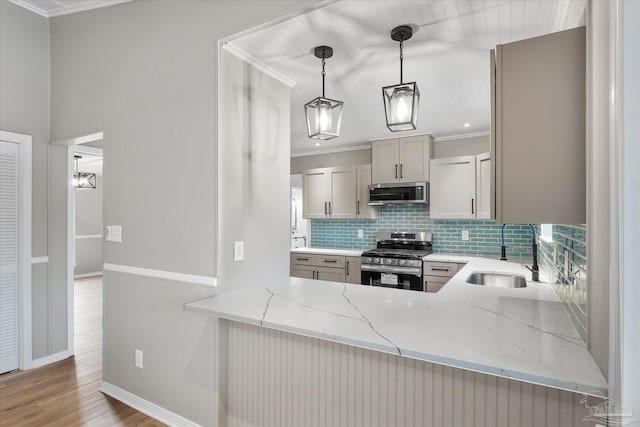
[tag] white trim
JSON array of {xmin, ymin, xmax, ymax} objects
[
  {"xmin": 8, "ymin": 0, "xmax": 133, "ymax": 18},
  {"xmin": 291, "ymin": 143, "xmax": 373, "ymax": 157},
  {"xmin": 74, "ymin": 272, "xmax": 103, "ymax": 279},
  {"xmin": 103, "ymin": 263, "xmax": 218, "ymax": 287},
  {"xmin": 51, "ymin": 131, "xmax": 104, "ymax": 147},
  {"xmin": 223, "ymin": 43, "xmax": 297, "ymax": 88},
  {"xmin": 30, "ymin": 350, "xmax": 71, "ymax": 369},
  {"xmin": 0, "ymin": 131, "xmax": 32, "ymax": 372},
  {"xmin": 66, "ymin": 148, "xmax": 75, "ymax": 357},
  {"xmin": 369, "ymin": 132, "xmax": 434, "ymax": 143},
  {"xmin": 99, "ymin": 382, "xmax": 201, "ymax": 427},
  {"xmin": 433, "ymin": 131, "xmax": 491, "ymax": 142},
  {"xmin": 31, "ymin": 256, "xmax": 48, "ymax": 264},
  {"xmin": 74, "ymin": 234, "xmax": 102, "ymax": 240}
]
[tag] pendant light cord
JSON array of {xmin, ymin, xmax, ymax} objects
[
  {"xmin": 399, "ymin": 38, "xmax": 404, "ymax": 84},
  {"xmin": 321, "ymin": 57, "xmax": 326, "ymax": 97}
]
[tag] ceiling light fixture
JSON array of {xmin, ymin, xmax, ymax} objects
[
  {"xmin": 305, "ymin": 46, "xmax": 343, "ymax": 140},
  {"xmin": 464, "ymin": 123, "xmax": 470, "ymax": 128},
  {"xmin": 382, "ymin": 25, "xmax": 420, "ymax": 132},
  {"xmin": 72, "ymin": 155, "xmax": 96, "ymax": 189}
]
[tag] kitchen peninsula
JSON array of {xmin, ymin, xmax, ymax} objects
[{"xmin": 185, "ymin": 255, "xmax": 607, "ymax": 396}]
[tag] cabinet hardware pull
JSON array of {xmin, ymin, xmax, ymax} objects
[
  {"xmin": 324, "ymin": 259, "xmax": 338, "ymax": 263},
  {"xmin": 346, "ymin": 261, "xmax": 350, "ymax": 275},
  {"xmin": 357, "ymin": 201, "xmax": 360, "ymax": 215},
  {"xmin": 395, "ymin": 164, "xmax": 398, "ymax": 179},
  {"xmin": 431, "ymin": 267, "xmax": 450, "ymax": 272},
  {"xmin": 471, "ymin": 198, "xmax": 474, "ymax": 214},
  {"xmin": 324, "ymin": 202, "xmax": 327, "ymax": 215},
  {"xmin": 313, "ymin": 271, "xmax": 316, "ymax": 279},
  {"xmin": 400, "ymin": 164, "xmax": 403, "ymax": 179},
  {"xmin": 297, "ymin": 257, "xmax": 309, "ymax": 261},
  {"xmin": 329, "ymin": 202, "xmax": 332, "ymax": 215}
]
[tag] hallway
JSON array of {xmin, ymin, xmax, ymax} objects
[{"xmin": 0, "ymin": 277, "xmax": 165, "ymax": 426}]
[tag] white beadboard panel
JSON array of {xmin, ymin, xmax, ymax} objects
[{"xmin": 227, "ymin": 321, "xmax": 599, "ymax": 427}]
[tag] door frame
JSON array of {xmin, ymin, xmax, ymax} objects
[
  {"xmin": 0, "ymin": 130, "xmax": 32, "ymax": 371},
  {"xmin": 66, "ymin": 139, "xmax": 104, "ymax": 356}
]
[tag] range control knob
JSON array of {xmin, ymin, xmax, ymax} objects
[
  {"xmin": 399, "ymin": 260, "xmax": 405, "ymax": 266},
  {"xmin": 373, "ymin": 258, "xmax": 380, "ymax": 264},
  {"xmin": 385, "ymin": 259, "xmax": 393, "ymax": 265},
  {"xmin": 364, "ymin": 257, "xmax": 372, "ymax": 264}
]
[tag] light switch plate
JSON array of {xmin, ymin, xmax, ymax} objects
[
  {"xmin": 461, "ymin": 230, "xmax": 470, "ymax": 241},
  {"xmin": 357, "ymin": 229, "xmax": 364, "ymax": 238},
  {"xmin": 135, "ymin": 349, "xmax": 143, "ymax": 369},
  {"xmin": 233, "ymin": 241, "xmax": 244, "ymax": 262},
  {"xmin": 106, "ymin": 225, "xmax": 122, "ymax": 242}
]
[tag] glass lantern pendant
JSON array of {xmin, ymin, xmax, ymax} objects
[
  {"xmin": 72, "ymin": 155, "xmax": 97, "ymax": 189},
  {"xmin": 305, "ymin": 46, "xmax": 343, "ymax": 140},
  {"xmin": 382, "ymin": 25, "xmax": 420, "ymax": 132}
]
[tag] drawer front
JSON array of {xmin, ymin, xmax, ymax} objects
[
  {"xmin": 291, "ymin": 253, "xmax": 317, "ymax": 266},
  {"xmin": 316, "ymin": 255, "xmax": 346, "ymax": 268},
  {"xmin": 423, "ymin": 261, "xmax": 459, "ymax": 277},
  {"xmin": 423, "ymin": 275, "xmax": 449, "ymax": 293}
]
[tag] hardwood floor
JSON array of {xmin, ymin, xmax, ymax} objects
[{"xmin": 0, "ymin": 276, "xmax": 167, "ymax": 426}]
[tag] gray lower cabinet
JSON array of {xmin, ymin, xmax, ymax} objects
[
  {"xmin": 345, "ymin": 256, "xmax": 361, "ymax": 285},
  {"xmin": 423, "ymin": 261, "xmax": 467, "ymax": 292},
  {"xmin": 291, "ymin": 253, "xmax": 355, "ymax": 283}
]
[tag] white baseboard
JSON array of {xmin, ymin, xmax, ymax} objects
[
  {"xmin": 74, "ymin": 271, "xmax": 103, "ymax": 279},
  {"xmin": 99, "ymin": 382, "xmax": 201, "ymax": 427},
  {"xmin": 30, "ymin": 350, "xmax": 72, "ymax": 369}
]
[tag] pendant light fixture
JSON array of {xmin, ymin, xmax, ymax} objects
[
  {"xmin": 305, "ymin": 46, "xmax": 343, "ymax": 140},
  {"xmin": 72, "ymin": 155, "xmax": 96, "ymax": 189},
  {"xmin": 382, "ymin": 25, "xmax": 420, "ymax": 132}
]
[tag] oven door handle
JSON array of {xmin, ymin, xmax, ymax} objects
[{"xmin": 360, "ymin": 265, "xmax": 422, "ymax": 276}]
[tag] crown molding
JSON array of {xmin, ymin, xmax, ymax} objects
[
  {"xmin": 291, "ymin": 143, "xmax": 372, "ymax": 158},
  {"xmin": 223, "ymin": 43, "xmax": 297, "ymax": 88},
  {"xmin": 433, "ymin": 131, "xmax": 491, "ymax": 141},
  {"xmin": 8, "ymin": 0, "xmax": 133, "ymax": 18}
]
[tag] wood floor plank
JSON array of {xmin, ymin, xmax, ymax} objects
[{"xmin": 0, "ymin": 276, "xmax": 167, "ymax": 426}]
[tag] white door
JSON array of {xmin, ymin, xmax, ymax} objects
[
  {"xmin": 476, "ymin": 153, "xmax": 492, "ymax": 219},
  {"xmin": 302, "ymin": 169, "xmax": 329, "ymax": 219},
  {"xmin": 328, "ymin": 166, "xmax": 356, "ymax": 219},
  {"xmin": 371, "ymin": 139, "xmax": 399, "ymax": 184},
  {"xmin": 398, "ymin": 136, "xmax": 427, "ymax": 182},
  {"xmin": 429, "ymin": 156, "xmax": 476, "ymax": 219},
  {"xmin": 0, "ymin": 141, "xmax": 19, "ymax": 374}
]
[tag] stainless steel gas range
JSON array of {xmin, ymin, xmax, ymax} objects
[{"xmin": 361, "ymin": 232, "xmax": 433, "ymax": 291}]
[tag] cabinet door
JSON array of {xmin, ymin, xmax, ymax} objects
[
  {"xmin": 356, "ymin": 164, "xmax": 379, "ymax": 219},
  {"xmin": 328, "ymin": 166, "xmax": 357, "ymax": 219},
  {"xmin": 429, "ymin": 156, "xmax": 476, "ymax": 219},
  {"xmin": 424, "ymin": 275, "xmax": 449, "ymax": 293},
  {"xmin": 290, "ymin": 264, "xmax": 316, "ymax": 279},
  {"xmin": 371, "ymin": 139, "xmax": 399, "ymax": 184},
  {"xmin": 345, "ymin": 256, "xmax": 362, "ymax": 284},
  {"xmin": 495, "ymin": 27, "xmax": 585, "ymax": 224},
  {"xmin": 316, "ymin": 266, "xmax": 345, "ymax": 283},
  {"xmin": 398, "ymin": 135, "xmax": 432, "ymax": 182},
  {"xmin": 476, "ymin": 152, "xmax": 491, "ymax": 219},
  {"xmin": 303, "ymin": 169, "xmax": 329, "ymax": 219}
]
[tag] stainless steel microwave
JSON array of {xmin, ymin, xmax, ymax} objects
[{"xmin": 368, "ymin": 181, "xmax": 429, "ymax": 205}]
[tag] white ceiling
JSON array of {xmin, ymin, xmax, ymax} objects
[
  {"xmin": 76, "ymin": 153, "xmax": 103, "ymax": 176},
  {"xmin": 226, "ymin": 0, "xmax": 586, "ymax": 156},
  {"xmin": 9, "ymin": 0, "xmax": 133, "ymax": 17}
]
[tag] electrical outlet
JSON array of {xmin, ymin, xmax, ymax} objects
[
  {"xmin": 233, "ymin": 241, "xmax": 244, "ymax": 262},
  {"xmin": 106, "ymin": 225, "xmax": 122, "ymax": 242},
  {"xmin": 135, "ymin": 349, "xmax": 143, "ymax": 369},
  {"xmin": 461, "ymin": 230, "xmax": 470, "ymax": 241},
  {"xmin": 357, "ymin": 229, "xmax": 364, "ymax": 238}
]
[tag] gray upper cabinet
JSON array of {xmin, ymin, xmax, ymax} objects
[
  {"xmin": 303, "ymin": 166, "xmax": 357, "ymax": 219},
  {"xmin": 492, "ymin": 27, "xmax": 586, "ymax": 224},
  {"xmin": 371, "ymin": 135, "xmax": 433, "ymax": 184},
  {"xmin": 356, "ymin": 164, "xmax": 379, "ymax": 219}
]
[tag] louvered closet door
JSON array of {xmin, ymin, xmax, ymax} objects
[{"xmin": 0, "ymin": 140, "xmax": 19, "ymax": 374}]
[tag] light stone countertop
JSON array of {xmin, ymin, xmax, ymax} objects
[
  {"xmin": 185, "ymin": 255, "xmax": 607, "ymax": 396},
  {"xmin": 290, "ymin": 247, "xmax": 364, "ymax": 257}
]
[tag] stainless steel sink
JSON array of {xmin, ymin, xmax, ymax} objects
[{"xmin": 466, "ymin": 272, "xmax": 527, "ymax": 288}]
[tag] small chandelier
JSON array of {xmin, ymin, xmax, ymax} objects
[
  {"xmin": 304, "ymin": 46, "xmax": 343, "ymax": 140},
  {"xmin": 72, "ymin": 155, "xmax": 96, "ymax": 189},
  {"xmin": 382, "ymin": 25, "xmax": 420, "ymax": 132}
]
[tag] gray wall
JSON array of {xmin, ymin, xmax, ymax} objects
[
  {"xmin": 291, "ymin": 148, "xmax": 371, "ymax": 173},
  {"xmin": 0, "ymin": 1, "xmax": 52, "ymax": 359},
  {"xmin": 49, "ymin": 1, "xmax": 314, "ymax": 424},
  {"xmin": 218, "ymin": 50, "xmax": 291, "ymax": 290},
  {"xmin": 75, "ymin": 175, "xmax": 103, "ymax": 275},
  {"xmin": 290, "ymin": 135, "xmax": 490, "ymax": 174}
]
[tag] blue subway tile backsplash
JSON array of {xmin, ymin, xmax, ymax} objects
[{"xmin": 311, "ymin": 205, "xmax": 534, "ymax": 258}]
